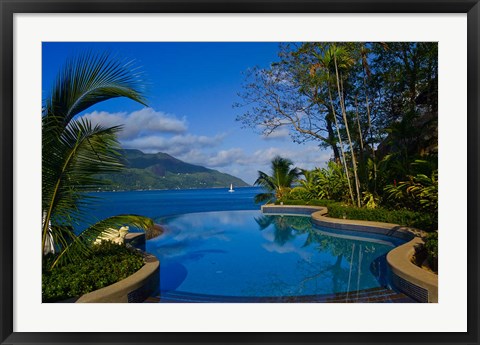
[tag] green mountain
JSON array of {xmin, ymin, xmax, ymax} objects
[{"xmin": 96, "ymin": 149, "xmax": 250, "ymax": 191}]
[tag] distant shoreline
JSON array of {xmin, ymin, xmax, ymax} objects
[{"xmin": 87, "ymin": 185, "xmax": 257, "ymax": 193}]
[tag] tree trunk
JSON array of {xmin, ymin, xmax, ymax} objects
[
  {"xmin": 361, "ymin": 61, "xmax": 377, "ymax": 194},
  {"xmin": 354, "ymin": 95, "xmax": 364, "ymax": 152},
  {"xmin": 326, "ymin": 115, "xmax": 341, "ymax": 162},
  {"xmin": 333, "ymin": 51, "xmax": 361, "ymax": 207},
  {"xmin": 326, "ymin": 78, "xmax": 355, "ymax": 206}
]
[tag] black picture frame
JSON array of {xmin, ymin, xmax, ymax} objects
[{"xmin": 1, "ymin": 1, "xmax": 479, "ymax": 344}]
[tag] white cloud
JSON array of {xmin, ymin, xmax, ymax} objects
[
  {"xmin": 205, "ymin": 149, "xmax": 246, "ymax": 167},
  {"xmin": 177, "ymin": 144, "xmax": 332, "ymax": 184},
  {"xmin": 181, "ymin": 145, "xmax": 331, "ymax": 170},
  {"xmin": 177, "ymin": 148, "xmax": 247, "ymax": 168},
  {"xmin": 261, "ymin": 127, "xmax": 290, "ymax": 141},
  {"xmin": 78, "ymin": 106, "xmax": 333, "ymax": 184},
  {"xmin": 251, "ymin": 145, "xmax": 331, "ymax": 171},
  {"xmin": 80, "ymin": 107, "xmax": 187, "ymax": 139},
  {"xmin": 122, "ymin": 133, "xmax": 226, "ymax": 156},
  {"xmin": 262, "ymin": 240, "xmax": 313, "ymax": 261}
]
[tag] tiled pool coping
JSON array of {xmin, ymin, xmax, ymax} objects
[{"xmin": 261, "ymin": 204, "xmax": 438, "ymax": 303}]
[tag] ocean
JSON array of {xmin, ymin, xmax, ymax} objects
[{"xmin": 82, "ymin": 186, "xmax": 264, "ymax": 228}]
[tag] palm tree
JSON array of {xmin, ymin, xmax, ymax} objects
[
  {"xmin": 331, "ymin": 44, "xmax": 362, "ymax": 207},
  {"xmin": 315, "ymin": 46, "xmax": 355, "ymax": 205},
  {"xmin": 254, "ymin": 156, "xmax": 300, "ymax": 203},
  {"xmin": 42, "ymin": 53, "xmax": 153, "ymax": 269}
]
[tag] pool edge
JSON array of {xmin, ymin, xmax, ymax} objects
[{"xmin": 261, "ymin": 204, "xmax": 438, "ymax": 303}]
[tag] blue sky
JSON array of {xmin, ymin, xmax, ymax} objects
[{"xmin": 42, "ymin": 42, "xmax": 331, "ymax": 184}]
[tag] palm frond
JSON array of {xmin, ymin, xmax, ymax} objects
[
  {"xmin": 43, "ymin": 52, "xmax": 147, "ymax": 128},
  {"xmin": 254, "ymin": 156, "xmax": 300, "ymax": 203},
  {"xmin": 42, "ymin": 120, "xmax": 127, "ymax": 249},
  {"xmin": 254, "ymin": 171, "xmax": 276, "ymax": 191},
  {"xmin": 254, "ymin": 192, "xmax": 274, "ymax": 204},
  {"xmin": 49, "ymin": 214, "xmax": 153, "ymax": 269},
  {"xmin": 42, "ymin": 52, "xmax": 148, "ymax": 257}
]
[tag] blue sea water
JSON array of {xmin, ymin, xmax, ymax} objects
[{"xmin": 83, "ymin": 186, "xmax": 264, "ymax": 226}]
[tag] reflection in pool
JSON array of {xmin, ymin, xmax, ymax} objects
[{"xmin": 146, "ymin": 210, "xmax": 403, "ymax": 298}]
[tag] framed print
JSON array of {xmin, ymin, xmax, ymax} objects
[{"xmin": 1, "ymin": 0, "xmax": 479, "ymax": 344}]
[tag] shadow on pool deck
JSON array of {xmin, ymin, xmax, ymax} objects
[{"xmin": 144, "ymin": 286, "xmax": 415, "ymax": 303}]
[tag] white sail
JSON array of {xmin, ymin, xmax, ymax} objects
[{"xmin": 229, "ymin": 183, "xmax": 235, "ymax": 192}]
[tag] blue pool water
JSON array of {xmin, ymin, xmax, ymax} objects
[
  {"xmin": 82, "ymin": 187, "xmax": 402, "ymax": 298},
  {"xmin": 147, "ymin": 210, "xmax": 399, "ymax": 297}
]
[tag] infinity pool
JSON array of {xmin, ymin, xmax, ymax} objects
[{"xmin": 146, "ymin": 210, "xmax": 404, "ymax": 298}]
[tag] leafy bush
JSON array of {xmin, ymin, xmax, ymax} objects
[
  {"xmin": 42, "ymin": 241, "xmax": 144, "ymax": 302},
  {"xmin": 289, "ymin": 169, "xmax": 325, "ymax": 200},
  {"xmin": 424, "ymin": 231, "xmax": 438, "ymax": 271},
  {"xmin": 279, "ymin": 199, "xmax": 436, "ymax": 231},
  {"xmin": 288, "ymin": 188, "xmax": 314, "ymax": 201},
  {"xmin": 290, "ymin": 162, "xmax": 350, "ymax": 203},
  {"xmin": 362, "ymin": 191, "xmax": 379, "ymax": 209},
  {"xmin": 328, "ymin": 204, "xmax": 436, "ymax": 231},
  {"xmin": 384, "ymin": 169, "xmax": 438, "ymax": 214},
  {"xmin": 275, "ymin": 199, "xmax": 338, "ymax": 208}
]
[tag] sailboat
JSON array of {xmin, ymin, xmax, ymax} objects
[{"xmin": 228, "ymin": 183, "xmax": 235, "ymax": 192}]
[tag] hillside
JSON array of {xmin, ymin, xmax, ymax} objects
[{"xmin": 96, "ymin": 149, "xmax": 250, "ymax": 191}]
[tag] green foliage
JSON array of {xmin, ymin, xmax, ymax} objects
[
  {"xmin": 237, "ymin": 42, "xmax": 438, "ymax": 212},
  {"xmin": 384, "ymin": 168, "xmax": 438, "ymax": 214},
  {"xmin": 275, "ymin": 199, "xmax": 338, "ymax": 208},
  {"xmin": 254, "ymin": 156, "xmax": 300, "ymax": 203},
  {"xmin": 362, "ymin": 191, "xmax": 379, "ymax": 209},
  {"xmin": 290, "ymin": 162, "xmax": 350, "ymax": 203},
  {"xmin": 280, "ymin": 198, "xmax": 434, "ymax": 231},
  {"xmin": 327, "ymin": 204, "xmax": 436, "ymax": 231},
  {"xmin": 423, "ymin": 231, "xmax": 438, "ymax": 271},
  {"xmin": 42, "ymin": 242, "xmax": 144, "ymax": 302},
  {"xmin": 384, "ymin": 168, "xmax": 437, "ymax": 206},
  {"xmin": 42, "ymin": 53, "xmax": 153, "ymax": 269},
  {"xmin": 50, "ymin": 215, "xmax": 153, "ymax": 269},
  {"xmin": 281, "ymin": 196, "xmax": 435, "ymax": 231},
  {"xmin": 290, "ymin": 169, "xmax": 326, "ymax": 200}
]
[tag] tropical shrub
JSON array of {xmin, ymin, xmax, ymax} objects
[
  {"xmin": 42, "ymin": 241, "xmax": 144, "ymax": 302},
  {"xmin": 290, "ymin": 161, "xmax": 350, "ymax": 203},
  {"xmin": 280, "ymin": 197, "xmax": 435, "ymax": 231},
  {"xmin": 384, "ymin": 169, "xmax": 438, "ymax": 214},
  {"xmin": 316, "ymin": 161, "xmax": 351, "ymax": 202},
  {"xmin": 327, "ymin": 204, "xmax": 436, "ymax": 231},
  {"xmin": 423, "ymin": 231, "xmax": 438, "ymax": 272},
  {"xmin": 254, "ymin": 156, "xmax": 300, "ymax": 203},
  {"xmin": 383, "ymin": 166, "xmax": 438, "ymax": 231},
  {"xmin": 362, "ymin": 191, "xmax": 379, "ymax": 209},
  {"xmin": 288, "ymin": 188, "xmax": 315, "ymax": 201},
  {"xmin": 290, "ymin": 169, "xmax": 325, "ymax": 200},
  {"xmin": 275, "ymin": 199, "xmax": 338, "ymax": 208}
]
